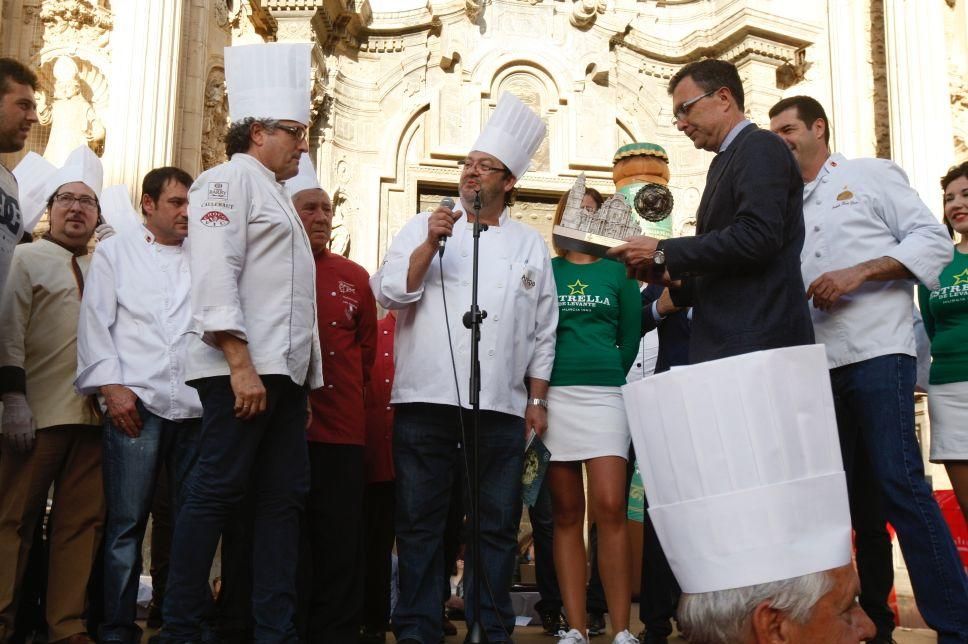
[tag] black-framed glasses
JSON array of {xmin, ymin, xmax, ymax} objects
[
  {"xmin": 457, "ymin": 158, "xmax": 509, "ymax": 175},
  {"xmin": 275, "ymin": 124, "xmax": 308, "ymax": 141},
  {"xmin": 671, "ymin": 89, "xmax": 717, "ymax": 125},
  {"xmin": 53, "ymin": 193, "xmax": 99, "ymax": 211}
]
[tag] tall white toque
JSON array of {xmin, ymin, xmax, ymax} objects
[
  {"xmin": 623, "ymin": 345, "xmax": 852, "ymax": 594},
  {"xmin": 225, "ymin": 42, "xmax": 313, "ymax": 126},
  {"xmin": 285, "ymin": 153, "xmax": 322, "ymax": 198},
  {"xmin": 471, "ymin": 93, "xmax": 546, "ymax": 180},
  {"xmin": 99, "ymin": 185, "xmax": 143, "ymax": 238},
  {"xmin": 44, "ymin": 144, "xmax": 104, "ymax": 201},
  {"xmin": 12, "ymin": 152, "xmax": 57, "ymax": 234}
]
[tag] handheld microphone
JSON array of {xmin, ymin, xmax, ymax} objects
[{"xmin": 437, "ymin": 197, "xmax": 456, "ymax": 256}]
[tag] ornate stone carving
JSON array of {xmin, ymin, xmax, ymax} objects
[
  {"xmin": 39, "ymin": 0, "xmax": 112, "ymax": 47},
  {"xmin": 231, "ymin": 0, "xmax": 277, "ymax": 43},
  {"xmin": 38, "ymin": 55, "xmax": 105, "ymax": 163},
  {"xmin": 201, "ymin": 68, "xmax": 229, "ymax": 170},
  {"xmin": 465, "ymin": 0, "xmax": 482, "ymax": 22},
  {"xmin": 951, "ymin": 76, "xmax": 968, "ymax": 158},
  {"xmin": 570, "ymin": 0, "xmax": 606, "ymax": 29},
  {"xmin": 215, "ymin": 0, "xmax": 232, "ymax": 32}
]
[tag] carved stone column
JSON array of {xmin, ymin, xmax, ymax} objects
[
  {"xmin": 826, "ymin": 0, "xmax": 877, "ymax": 158},
  {"xmin": 102, "ymin": 0, "xmax": 184, "ymax": 198},
  {"xmin": 883, "ymin": 0, "xmax": 954, "ymax": 203}
]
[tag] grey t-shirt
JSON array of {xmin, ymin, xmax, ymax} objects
[{"xmin": 0, "ymin": 165, "xmax": 25, "ymax": 296}]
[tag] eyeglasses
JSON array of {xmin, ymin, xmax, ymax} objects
[
  {"xmin": 457, "ymin": 158, "xmax": 509, "ymax": 175},
  {"xmin": 53, "ymin": 193, "xmax": 99, "ymax": 211},
  {"xmin": 275, "ymin": 124, "xmax": 307, "ymax": 141},
  {"xmin": 671, "ymin": 89, "xmax": 717, "ymax": 125}
]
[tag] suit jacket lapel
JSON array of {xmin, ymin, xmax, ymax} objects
[{"xmin": 696, "ymin": 123, "xmax": 756, "ymax": 232}]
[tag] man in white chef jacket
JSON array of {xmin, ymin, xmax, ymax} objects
[
  {"xmin": 624, "ymin": 345, "xmax": 877, "ymax": 644},
  {"xmin": 75, "ymin": 167, "xmax": 202, "ymax": 644},
  {"xmin": 372, "ymin": 93, "xmax": 558, "ymax": 644},
  {"xmin": 770, "ymin": 95, "xmax": 968, "ymax": 643},
  {"xmin": 159, "ymin": 43, "xmax": 322, "ymax": 644}
]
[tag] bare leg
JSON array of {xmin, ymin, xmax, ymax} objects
[
  {"xmin": 943, "ymin": 461, "xmax": 968, "ymax": 525},
  {"xmin": 549, "ymin": 461, "xmax": 587, "ymax": 635},
  {"xmin": 586, "ymin": 456, "xmax": 631, "ymax": 634}
]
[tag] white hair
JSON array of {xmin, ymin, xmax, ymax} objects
[{"xmin": 677, "ymin": 570, "xmax": 834, "ymax": 644}]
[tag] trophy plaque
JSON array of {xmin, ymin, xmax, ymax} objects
[{"xmin": 552, "ymin": 173, "xmax": 645, "ymax": 257}]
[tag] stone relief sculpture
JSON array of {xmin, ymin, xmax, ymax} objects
[
  {"xmin": 201, "ymin": 68, "xmax": 229, "ymax": 170},
  {"xmin": 465, "ymin": 0, "xmax": 482, "ymax": 22},
  {"xmin": 38, "ymin": 56, "xmax": 105, "ymax": 165},
  {"xmin": 570, "ymin": 0, "xmax": 606, "ymax": 28},
  {"xmin": 330, "ymin": 188, "xmax": 352, "ymax": 258}
]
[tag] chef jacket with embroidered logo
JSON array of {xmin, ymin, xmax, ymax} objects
[
  {"xmin": 800, "ymin": 153, "xmax": 953, "ymax": 369},
  {"xmin": 364, "ymin": 314, "xmax": 396, "ymax": 483},
  {"xmin": 184, "ymin": 153, "xmax": 323, "ymax": 388},
  {"xmin": 76, "ymin": 225, "xmax": 202, "ymax": 421},
  {"xmin": 373, "ymin": 205, "xmax": 558, "ymax": 418},
  {"xmin": 307, "ymin": 251, "xmax": 376, "ymax": 444}
]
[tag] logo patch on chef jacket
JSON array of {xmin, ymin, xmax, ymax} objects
[
  {"xmin": 200, "ymin": 211, "xmax": 230, "ymax": 227},
  {"xmin": 833, "ymin": 185, "xmax": 859, "ymax": 209},
  {"xmin": 338, "ymin": 280, "xmax": 357, "ymax": 295},
  {"xmin": 521, "ymin": 269, "xmax": 536, "ymax": 290},
  {"xmin": 207, "ymin": 182, "xmax": 229, "ymax": 200}
]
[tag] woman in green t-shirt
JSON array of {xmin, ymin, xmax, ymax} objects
[
  {"xmin": 919, "ymin": 161, "xmax": 968, "ymax": 524},
  {"xmin": 544, "ymin": 188, "xmax": 642, "ymax": 644}
]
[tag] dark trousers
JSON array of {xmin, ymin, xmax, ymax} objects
[
  {"xmin": 162, "ymin": 375, "xmax": 309, "ymax": 644},
  {"xmin": 639, "ymin": 492, "xmax": 680, "ymax": 637},
  {"xmin": 362, "ymin": 481, "xmax": 396, "ymax": 634},
  {"xmin": 305, "ymin": 443, "xmax": 365, "ymax": 644}
]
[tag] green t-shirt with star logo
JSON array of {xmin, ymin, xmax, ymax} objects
[
  {"xmin": 549, "ymin": 257, "xmax": 641, "ymax": 386},
  {"xmin": 919, "ymin": 248, "xmax": 968, "ymax": 385}
]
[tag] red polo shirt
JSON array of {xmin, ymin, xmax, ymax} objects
[
  {"xmin": 307, "ymin": 251, "xmax": 377, "ymax": 444},
  {"xmin": 364, "ymin": 313, "xmax": 395, "ymax": 483}
]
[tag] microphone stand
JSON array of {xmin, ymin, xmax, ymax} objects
[{"xmin": 462, "ymin": 190, "xmax": 488, "ymax": 643}]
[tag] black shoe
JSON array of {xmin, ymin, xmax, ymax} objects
[
  {"xmin": 635, "ymin": 631, "xmax": 667, "ymax": 644},
  {"xmin": 587, "ymin": 613, "xmax": 606, "ymax": 637},
  {"xmin": 539, "ymin": 608, "xmax": 568, "ymax": 635}
]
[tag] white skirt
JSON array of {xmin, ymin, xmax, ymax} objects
[
  {"xmin": 928, "ymin": 381, "xmax": 968, "ymax": 461},
  {"xmin": 543, "ymin": 385, "xmax": 630, "ymax": 462}
]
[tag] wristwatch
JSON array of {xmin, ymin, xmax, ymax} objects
[
  {"xmin": 528, "ymin": 398, "xmax": 548, "ymax": 409},
  {"xmin": 652, "ymin": 248, "xmax": 666, "ymax": 266}
]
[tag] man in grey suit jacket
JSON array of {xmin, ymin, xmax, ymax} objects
[{"xmin": 610, "ymin": 59, "xmax": 813, "ymax": 364}]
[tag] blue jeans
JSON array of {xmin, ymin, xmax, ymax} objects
[
  {"xmin": 393, "ymin": 403, "xmax": 524, "ymax": 644},
  {"xmin": 161, "ymin": 375, "xmax": 309, "ymax": 644},
  {"xmin": 831, "ymin": 355, "xmax": 968, "ymax": 643},
  {"xmin": 99, "ymin": 401, "xmax": 201, "ymax": 644}
]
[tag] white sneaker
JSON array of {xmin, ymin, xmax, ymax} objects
[
  {"xmin": 612, "ymin": 630, "xmax": 640, "ymax": 644},
  {"xmin": 557, "ymin": 628, "xmax": 589, "ymax": 644}
]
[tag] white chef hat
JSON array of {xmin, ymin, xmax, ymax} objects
[
  {"xmin": 623, "ymin": 345, "xmax": 852, "ymax": 594},
  {"xmin": 225, "ymin": 42, "xmax": 313, "ymax": 126},
  {"xmin": 99, "ymin": 185, "xmax": 143, "ymax": 238},
  {"xmin": 285, "ymin": 153, "xmax": 323, "ymax": 198},
  {"xmin": 12, "ymin": 152, "xmax": 57, "ymax": 234},
  {"xmin": 471, "ymin": 93, "xmax": 546, "ymax": 179},
  {"xmin": 44, "ymin": 144, "xmax": 104, "ymax": 201}
]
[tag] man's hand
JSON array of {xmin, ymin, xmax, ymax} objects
[
  {"xmin": 229, "ymin": 364, "xmax": 267, "ymax": 420},
  {"xmin": 94, "ymin": 223, "xmax": 116, "ymax": 242},
  {"xmin": 607, "ymin": 236, "xmax": 660, "ymax": 268},
  {"xmin": 525, "ymin": 404, "xmax": 548, "ymax": 439},
  {"xmin": 426, "ymin": 203, "xmax": 459, "ymax": 249},
  {"xmin": 1, "ymin": 392, "xmax": 36, "ymax": 452},
  {"xmin": 101, "ymin": 384, "xmax": 143, "ymax": 437},
  {"xmin": 807, "ymin": 266, "xmax": 868, "ymax": 312},
  {"xmin": 656, "ymin": 288, "xmax": 682, "ymax": 316}
]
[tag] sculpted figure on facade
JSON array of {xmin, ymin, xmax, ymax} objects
[
  {"xmin": 39, "ymin": 0, "xmax": 112, "ymax": 48},
  {"xmin": 39, "ymin": 55, "xmax": 105, "ymax": 165},
  {"xmin": 570, "ymin": 0, "xmax": 606, "ymax": 28},
  {"xmin": 201, "ymin": 67, "xmax": 229, "ymax": 170}
]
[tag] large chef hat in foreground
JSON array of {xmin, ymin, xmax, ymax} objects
[
  {"xmin": 471, "ymin": 93, "xmax": 546, "ymax": 179},
  {"xmin": 623, "ymin": 345, "xmax": 851, "ymax": 594},
  {"xmin": 225, "ymin": 42, "xmax": 312, "ymax": 126},
  {"xmin": 99, "ymin": 185, "xmax": 143, "ymax": 238},
  {"xmin": 13, "ymin": 152, "xmax": 57, "ymax": 234},
  {"xmin": 285, "ymin": 153, "xmax": 322, "ymax": 198},
  {"xmin": 44, "ymin": 144, "xmax": 104, "ymax": 202}
]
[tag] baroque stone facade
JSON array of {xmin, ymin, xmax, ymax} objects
[{"xmin": 2, "ymin": 0, "xmax": 966, "ymax": 262}]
